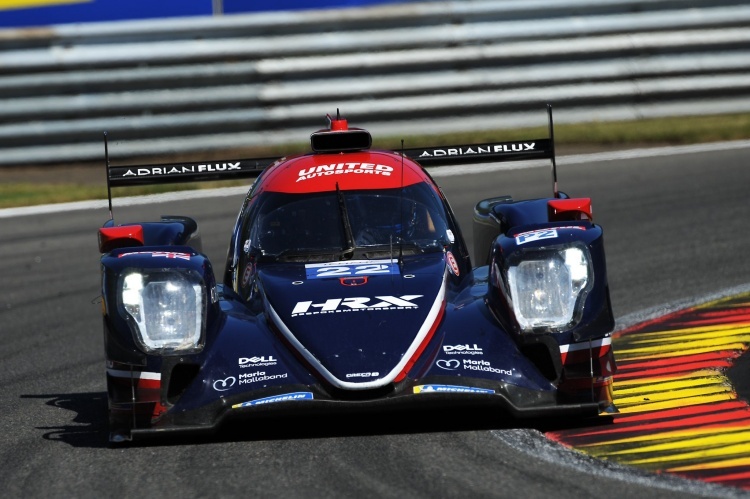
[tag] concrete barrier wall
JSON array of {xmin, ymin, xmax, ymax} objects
[{"xmin": 0, "ymin": 0, "xmax": 748, "ymax": 165}]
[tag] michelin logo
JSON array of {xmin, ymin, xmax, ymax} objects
[
  {"xmin": 413, "ymin": 385, "xmax": 495, "ymax": 394},
  {"xmin": 232, "ymin": 392, "xmax": 314, "ymax": 408}
]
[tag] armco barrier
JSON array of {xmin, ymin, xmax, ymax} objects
[{"xmin": 0, "ymin": 0, "xmax": 749, "ymax": 165}]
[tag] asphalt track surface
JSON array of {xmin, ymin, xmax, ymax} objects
[{"xmin": 2, "ymin": 143, "xmax": 750, "ymax": 498}]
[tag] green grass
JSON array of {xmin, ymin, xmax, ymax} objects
[
  {"xmin": 0, "ymin": 182, "xmax": 214, "ymax": 209},
  {"xmin": 2, "ymin": 113, "xmax": 750, "ymax": 209},
  {"xmin": 0, "ymin": 183, "xmax": 103, "ymax": 206}
]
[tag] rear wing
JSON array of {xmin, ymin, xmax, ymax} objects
[
  {"xmin": 404, "ymin": 138, "xmax": 553, "ymax": 166},
  {"xmin": 104, "ymin": 104, "xmax": 559, "ymax": 197},
  {"xmin": 106, "ymin": 156, "xmax": 276, "ymax": 187}
]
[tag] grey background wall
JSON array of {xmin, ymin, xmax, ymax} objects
[{"xmin": 0, "ymin": 0, "xmax": 748, "ymax": 166}]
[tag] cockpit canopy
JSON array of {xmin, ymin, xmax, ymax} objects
[{"xmin": 243, "ymin": 183, "xmax": 454, "ymax": 262}]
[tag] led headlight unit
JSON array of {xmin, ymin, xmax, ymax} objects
[
  {"xmin": 506, "ymin": 244, "xmax": 593, "ymax": 333},
  {"xmin": 120, "ymin": 269, "xmax": 206, "ymax": 353}
]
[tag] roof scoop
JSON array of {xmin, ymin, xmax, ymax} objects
[{"xmin": 310, "ymin": 111, "xmax": 372, "ymax": 153}]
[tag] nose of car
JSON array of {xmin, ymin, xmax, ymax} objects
[{"xmin": 259, "ymin": 255, "xmax": 447, "ymax": 387}]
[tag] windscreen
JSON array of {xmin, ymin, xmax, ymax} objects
[{"xmin": 244, "ymin": 184, "xmax": 452, "ymax": 262}]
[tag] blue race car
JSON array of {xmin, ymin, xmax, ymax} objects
[{"xmin": 98, "ymin": 108, "xmax": 616, "ymax": 442}]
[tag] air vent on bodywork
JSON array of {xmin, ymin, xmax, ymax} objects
[
  {"xmin": 520, "ymin": 341, "xmax": 562, "ymax": 382},
  {"xmin": 167, "ymin": 363, "xmax": 201, "ymax": 404},
  {"xmin": 325, "ymin": 383, "xmax": 395, "ymax": 400}
]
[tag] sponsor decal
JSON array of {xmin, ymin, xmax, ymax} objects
[
  {"xmin": 121, "ymin": 162, "xmax": 242, "ymax": 178},
  {"xmin": 515, "ymin": 229, "xmax": 558, "ymax": 245},
  {"xmin": 413, "ymin": 384, "xmax": 495, "ymax": 394},
  {"xmin": 238, "ymin": 371, "xmax": 288, "ymax": 385},
  {"xmin": 445, "ymin": 251, "xmax": 460, "ymax": 277},
  {"xmin": 436, "ymin": 359, "xmax": 461, "ymax": 370},
  {"xmin": 118, "ymin": 251, "xmax": 191, "ymax": 260},
  {"xmin": 239, "ymin": 356, "xmax": 277, "ymax": 367},
  {"xmin": 296, "ymin": 163, "xmax": 393, "ymax": 183},
  {"xmin": 514, "ymin": 226, "xmax": 587, "ymax": 245},
  {"xmin": 291, "ymin": 295, "xmax": 422, "ymax": 317},
  {"xmin": 213, "ymin": 376, "xmax": 236, "ymax": 392},
  {"xmin": 232, "ymin": 392, "xmax": 314, "ymax": 408},
  {"xmin": 461, "ymin": 359, "xmax": 512, "ymax": 376},
  {"xmin": 214, "ymin": 369, "xmax": 288, "ymax": 390},
  {"xmin": 345, "ymin": 372, "xmax": 380, "ymax": 379},
  {"xmin": 436, "ymin": 358, "xmax": 512, "ymax": 376},
  {"xmin": 305, "ymin": 260, "xmax": 398, "ymax": 280},
  {"xmin": 418, "ymin": 142, "xmax": 535, "ymax": 158},
  {"xmin": 443, "ymin": 344, "xmax": 483, "ymax": 355}
]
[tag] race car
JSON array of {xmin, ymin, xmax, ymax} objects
[{"xmin": 98, "ymin": 107, "xmax": 616, "ymax": 443}]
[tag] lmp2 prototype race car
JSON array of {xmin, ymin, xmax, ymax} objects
[{"xmin": 98, "ymin": 107, "xmax": 616, "ymax": 442}]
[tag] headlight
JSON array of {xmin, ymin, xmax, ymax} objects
[
  {"xmin": 506, "ymin": 245, "xmax": 592, "ymax": 332},
  {"xmin": 120, "ymin": 269, "xmax": 205, "ymax": 353}
]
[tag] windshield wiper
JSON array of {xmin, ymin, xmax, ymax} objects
[
  {"xmin": 356, "ymin": 241, "xmax": 436, "ymax": 258},
  {"xmin": 271, "ymin": 248, "xmax": 343, "ymax": 263},
  {"xmin": 336, "ymin": 182, "xmax": 355, "ymax": 260}
]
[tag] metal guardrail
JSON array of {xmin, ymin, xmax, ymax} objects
[{"xmin": 0, "ymin": 0, "xmax": 748, "ymax": 166}]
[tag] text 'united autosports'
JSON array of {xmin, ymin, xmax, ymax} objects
[{"xmin": 98, "ymin": 108, "xmax": 617, "ymax": 443}]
